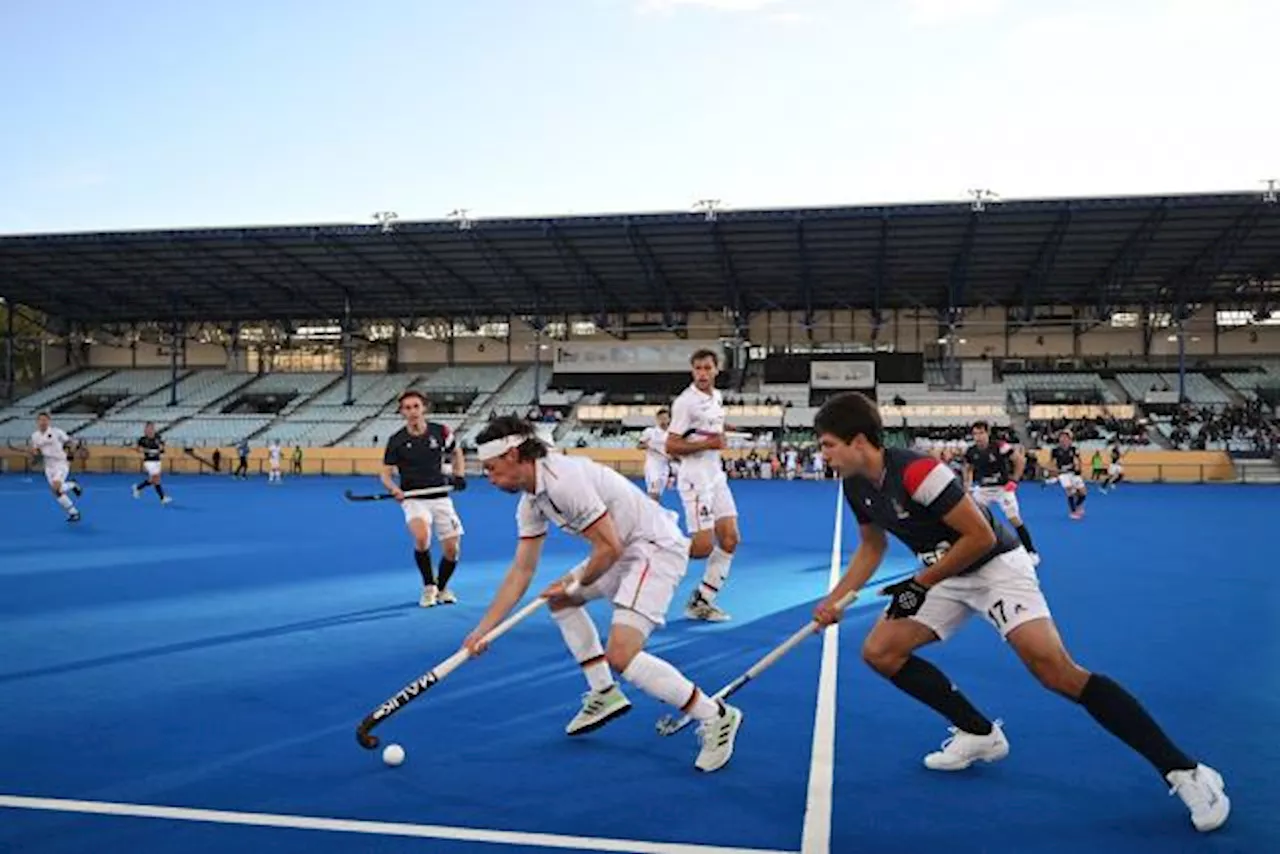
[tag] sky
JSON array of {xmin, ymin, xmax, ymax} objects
[{"xmin": 1, "ymin": 0, "xmax": 1277, "ymax": 235}]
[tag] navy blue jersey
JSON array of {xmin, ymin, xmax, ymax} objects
[
  {"xmin": 383, "ymin": 422, "xmax": 455, "ymax": 490},
  {"xmin": 1111, "ymin": 446, "xmax": 1122, "ymax": 464},
  {"xmin": 1051, "ymin": 445, "xmax": 1080, "ymax": 473},
  {"xmin": 137, "ymin": 435, "xmax": 164, "ymax": 462},
  {"xmin": 843, "ymin": 448, "xmax": 1020, "ymax": 575},
  {"xmin": 964, "ymin": 441, "xmax": 1014, "ymax": 486}
]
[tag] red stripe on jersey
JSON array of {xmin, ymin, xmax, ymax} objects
[{"xmin": 902, "ymin": 457, "xmax": 941, "ymax": 495}]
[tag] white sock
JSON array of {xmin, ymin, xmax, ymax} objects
[
  {"xmin": 64, "ymin": 480, "xmax": 79, "ymax": 491},
  {"xmin": 700, "ymin": 546, "xmax": 734, "ymax": 600},
  {"xmin": 56, "ymin": 494, "xmax": 74, "ymax": 511},
  {"xmin": 552, "ymin": 606, "xmax": 613, "ymax": 691},
  {"xmin": 621, "ymin": 651, "xmax": 716, "ymax": 719}
]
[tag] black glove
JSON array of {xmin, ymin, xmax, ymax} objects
[
  {"xmin": 451, "ymin": 475, "xmax": 467, "ymax": 491},
  {"xmin": 881, "ymin": 578, "xmax": 929, "ymax": 619}
]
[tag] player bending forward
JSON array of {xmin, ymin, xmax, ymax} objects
[
  {"xmin": 811, "ymin": 392, "xmax": 1228, "ymax": 833},
  {"xmin": 1101, "ymin": 443, "xmax": 1125, "ymax": 492},
  {"xmin": 464, "ymin": 416, "xmax": 743, "ymax": 772},
  {"xmin": 133, "ymin": 421, "xmax": 172, "ymax": 504},
  {"xmin": 30, "ymin": 412, "xmax": 83, "ymax": 522},
  {"xmin": 666, "ymin": 349, "xmax": 739, "ymax": 622},
  {"xmin": 963, "ymin": 421, "xmax": 1036, "ymax": 563},
  {"xmin": 638, "ymin": 408, "xmax": 672, "ymax": 501},
  {"xmin": 381, "ymin": 390, "xmax": 467, "ymax": 607}
]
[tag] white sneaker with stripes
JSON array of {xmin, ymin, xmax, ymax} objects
[
  {"xmin": 566, "ymin": 685, "xmax": 631, "ymax": 736},
  {"xmin": 695, "ymin": 703, "xmax": 743, "ymax": 772}
]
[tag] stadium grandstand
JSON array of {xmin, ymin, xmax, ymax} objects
[{"xmin": 2, "ymin": 188, "xmax": 1279, "ymax": 483}]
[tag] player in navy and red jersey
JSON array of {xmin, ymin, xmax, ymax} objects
[
  {"xmin": 1047, "ymin": 430, "xmax": 1088, "ymax": 518},
  {"xmin": 963, "ymin": 421, "xmax": 1037, "ymax": 562},
  {"xmin": 808, "ymin": 391, "xmax": 1228, "ymax": 834}
]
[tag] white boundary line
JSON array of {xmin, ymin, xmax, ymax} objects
[
  {"xmin": 799, "ymin": 483, "xmax": 844, "ymax": 854},
  {"xmin": 0, "ymin": 795, "xmax": 796, "ymax": 854}
]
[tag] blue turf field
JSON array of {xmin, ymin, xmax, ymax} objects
[{"xmin": 0, "ymin": 472, "xmax": 1276, "ymax": 853}]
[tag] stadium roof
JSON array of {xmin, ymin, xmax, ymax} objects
[{"xmin": 1, "ymin": 191, "xmax": 1278, "ymax": 325}]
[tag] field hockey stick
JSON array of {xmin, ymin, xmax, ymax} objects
[
  {"xmin": 355, "ymin": 581, "xmax": 579, "ymax": 749},
  {"xmin": 655, "ymin": 588, "xmax": 859, "ymax": 737},
  {"xmin": 343, "ymin": 485, "xmax": 454, "ymax": 502}
]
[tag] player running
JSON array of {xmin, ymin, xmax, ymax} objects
[
  {"xmin": 638, "ymin": 408, "xmax": 672, "ymax": 501},
  {"xmin": 666, "ymin": 349, "xmax": 739, "ymax": 622},
  {"xmin": 810, "ymin": 392, "xmax": 1228, "ymax": 834},
  {"xmin": 132, "ymin": 421, "xmax": 171, "ymax": 504},
  {"xmin": 29, "ymin": 412, "xmax": 82, "ymax": 522},
  {"xmin": 1047, "ymin": 430, "xmax": 1088, "ymax": 518},
  {"xmin": 1101, "ymin": 443, "xmax": 1125, "ymax": 492},
  {"xmin": 963, "ymin": 421, "xmax": 1036, "ymax": 562},
  {"xmin": 268, "ymin": 439, "xmax": 283, "ymax": 484},
  {"xmin": 465, "ymin": 416, "xmax": 742, "ymax": 772},
  {"xmin": 381, "ymin": 390, "xmax": 467, "ymax": 608}
]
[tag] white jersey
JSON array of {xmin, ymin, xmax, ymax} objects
[
  {"xmin": 269, "ymin": 445, "xmax": 282, "ymax": 465},
  {"xmin": 668, "ymin": 383, "xmax": 725, "ymax": 483},
  {"xmin": 30, "ymin": 427, "xmax": 70, "ymax": 465},
  {"xmin": 640, "ymin": 426, "xmax": 668, "ymax": 463},
  {"xmin": 517, "ymin": 453, "xmax": 686, "ymax": 551}
]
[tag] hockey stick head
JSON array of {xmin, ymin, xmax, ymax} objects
[
  {"xmin": 654, "ymin": 715, "xmax": 685, "ymax": 736},
  {"xmin": 356, "ymin": 720, "xmax": 380, "ymax": 750}
]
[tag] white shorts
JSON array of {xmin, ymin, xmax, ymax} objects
[
  {"xmin": 678, "ymin": 473, "xmax": 738, "ymax": 534},
  {"xmin": 1108, "ymin": 463, "xmax": 1123, "ymax": 476},
  {"xmin": 973, "ymin": 485, "xmax": 1022, "ymax": 520},
  {"xmin": 644, "ymin": 460, "xmax": 670, "ymax": 495},
  {"xmin": 1057, "ymin": 473, "xmax": 1085, "ymax": 491},
  {"xmin": 44, "ymin": 462, "xmax": 70, "ymax": 486},
  {"xmin": 143, "ymin": 461, "xmax": 163, "ymax": 477},
  {"xmin": 401, "ymin": 497, "xmax": 464, "ymax": 541},
  {"xmin": 572, "ymin": 540, "xmax": 689, "ymax": 629},
  {"xmin": 910, "ymin": 547, "xmax": 1051, "ymax": 642}
]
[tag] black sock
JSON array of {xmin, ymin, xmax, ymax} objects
[
  {"xmin": 1076, "ymin": 492, "xmax": 1087, "ymax": 507},
  {"xmin": 137, "ymin": 480, "xmax": 150, "ymax": 490},
  {"xmin": 1015, "ymin": 524, "xmax": 1036, "ymax": 553},
  {"xmin": 414, "ymin": 549, "xmax": 435, "ymax": 586},
  {"xmin": 154, "ymin": 483, "xmax": 165, "ymax": 500},
  {"xmin": 437, "ymin": 556, "xmax": 458, "ymax": 590},
  {"xmin": 890, "ymin": 656, "xmax": 993, "ymax": 735},
  {"xmin": 1067, "ymin": 494, "xmax": 1078, "ymax": 512},
  {"xmin": 1076, "ymin": 674, "xmax": 1196, "ymax": 777}
]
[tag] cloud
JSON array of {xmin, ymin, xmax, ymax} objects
[
  {"xmin": 903, "ymin": 0, "xmax": 1004, "ymax": 27},
  {"xmin": 635, "ymin": 0, "xmax": 792, "ymax": 14}
]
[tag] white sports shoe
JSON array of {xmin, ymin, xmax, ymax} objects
[
  {"xmin": 695, "ymin": 703, "xmax": 743, "ymax": 772},
  {"xmin": 437, "ymin": 588, "xmax": 457, "ymax": 605},
  {"xmin": 566, "ymin": 685, "xmax": 631, "ymax": 735},
  {"xmin": 419, "ymin": 584, "xmax": 438, "ymax": 608},
  {"xmin": 923, "ymin": 721, "xmax": 1010, "ymax": 771},
  {"xmin": 685, "ymin": 592, "xmax": 731, "ymax": 622},
  {"xmin": 1167, "ymin": 764, "xmax": 1229, "ymax": 832},
  {"xmin": 132, "ymin": 486, "xmax": 141, "ymax": 499}
]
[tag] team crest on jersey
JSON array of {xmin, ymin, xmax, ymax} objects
[{"xmin": 890, "ymin": 498, "xmax": 910, "ymax": 519}]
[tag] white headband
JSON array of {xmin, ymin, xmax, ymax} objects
[{"xmin": 476, "ymin": 433, "xmax": 529, "ymax": 461}]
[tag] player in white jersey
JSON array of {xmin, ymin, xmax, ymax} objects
[
  {"xmin": 268, "ymin": 440, "xmax": 283, "ymax": 484},
  {"xmin": 465, "ymin": 416, "xmax": 743, "ymax": 772},
  {"xmin": 666, "ymin": 349, "xmax": 739, "ymax": 622},
  {"xmin": 638, "ymin": 407, "xmax": 672, "ymax": 501},
  {"xmin": 784, "ymin": 447, "xmax": 799, "ymax": 479},
  {"xmin": 28, "ymin": 412, "xmax": 82, "ymax": 522}
]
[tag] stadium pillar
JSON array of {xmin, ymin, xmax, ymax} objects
[
  {"xmin": 1176, "ymin": 321, "xmax": 1187, "ymax": 403},
  {"xmin": 3, "ymin": 301, "xmax": 13, "ymax": 400},
  {"xmin": 533, "ymin": 323, "xmax": 543, "ymax": 408},
  {"xmin": 169, "ymin": 321, "xmax": 180, "ymax": 406},
  {"xmin": 343, "ymin": 295, "xmax": 354, "ymax": 406}
]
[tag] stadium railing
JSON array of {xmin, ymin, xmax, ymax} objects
[{"xmin": 0, "ymin": 446, "xmax": 1269, "ymax": 484}]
